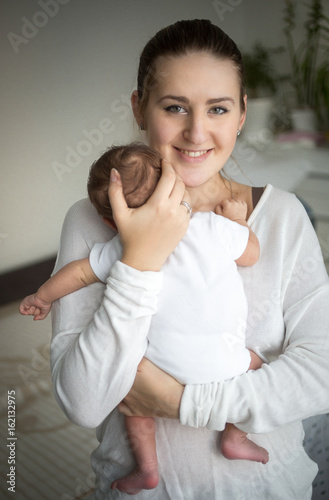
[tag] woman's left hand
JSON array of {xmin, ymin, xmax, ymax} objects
[{"xmin": 118, "ymin": 358, "xmax": 184, "ymax": 419}]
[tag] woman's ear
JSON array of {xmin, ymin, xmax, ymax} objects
[
  {"xmin": 102, "ymin": 217, "xmax": 117, "ymax": 232},
  {"xmin": 131, "ymin": 90, "xmax": 142, "ymax": 126},
  {"xmin": 239, "ymin": 94, "xmax": 247, "ymax": 131}
]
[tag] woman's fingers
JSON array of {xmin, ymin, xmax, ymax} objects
[
  {"xmin": 150, "ymin": 160, "xmax": 178, "ymax": 202},
  {"xmin": 150, "ymin": 159, "xmax": 186, "ymax": 206},
  {"xmin": 149, "ymin": 160, "xmax": 191, "ymax": 215},
  {"xmin": 107, "ymin": 168, "xmax": 129, "ymax": 223},
  {"xmin": 179, "ymin": 189, "xmax": 192, "ymax": 213},
  {"xmin": 170, "ymin": 178, "xmax": 188, "ymax": 206}
]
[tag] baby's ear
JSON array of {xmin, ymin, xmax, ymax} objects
[{"xmin": 102, "ymin": 217, "xmax": 117, "ymax": 232}]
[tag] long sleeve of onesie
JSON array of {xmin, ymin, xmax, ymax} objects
[
  {"xmin": 50, "ymin": 199, "xmax": 163, "ymax": 428},
  {"xmin": 180, "ymin": 186, "xmax": 329, "ymax": 434}
]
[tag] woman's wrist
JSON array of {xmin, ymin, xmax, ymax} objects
[{"xmin": 118, "ymin": 358, "xmax": 184, "ymax": 419}]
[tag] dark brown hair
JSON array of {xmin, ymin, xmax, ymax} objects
[
  {"xmin": 136, "ymin": 19, "xmax": 246, "ymax": 115},
  {"xmin": 87, "ymin": 142, "xmax": 162, "ymax": 220}
]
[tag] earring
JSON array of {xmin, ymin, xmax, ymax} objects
[
  {"xmin": 237, "ymin": 130, "xmax": 241, "ymax": 137},
  {"xmin": 139, "ymin": 124, "xmax": 145, "ymax": 131}
]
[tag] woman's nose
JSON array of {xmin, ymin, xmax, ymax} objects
[{"xmin": 183, "ymin": 112, "xmax": 208, "ymax": 145}]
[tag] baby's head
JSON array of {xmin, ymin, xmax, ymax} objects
[{"xmin": 87, "ymin": 142, "xmax": 162, "ymax": 221}]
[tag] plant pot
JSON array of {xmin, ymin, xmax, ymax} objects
[
  {"xmin": 290, "ymin": 108, "xmax": 317, "ymax": 132},
  {"xmin": 242, "ymin": 97, "xmax": 274, "ymax": 148}
]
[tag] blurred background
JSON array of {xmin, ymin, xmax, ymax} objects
[
  {"xmin": 1, "ymin": 1, "xmax": 328, "ymax": 499},
  {"xmin": 1, "ymin": 0, "xmax": 328, "ymax": 276}
]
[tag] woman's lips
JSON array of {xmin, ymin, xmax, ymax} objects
[{"xmin": 174, "ymin": 147, "xmax": 212, "ymax": 162}]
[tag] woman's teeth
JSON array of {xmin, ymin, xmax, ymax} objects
[{"xmin": 179, "ymin": 149, "xmax": 208, "ymax": 157}]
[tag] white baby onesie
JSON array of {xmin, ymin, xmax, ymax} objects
[{"xmin": 89, "ymin": 211, "xmax": 251, "ymax": 384}]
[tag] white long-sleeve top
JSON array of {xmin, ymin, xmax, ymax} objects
[{"xmin": 51, "ymin": 185, "xmax": 329, "ymax": 500}]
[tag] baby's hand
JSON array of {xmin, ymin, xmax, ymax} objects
[
  {"xmin": 215, "ymin": 199, "xmax": 248, "ymax": 222},
  {"xmin": 19, "ymin": 294, "xmax": 51, "ymax": 321}
]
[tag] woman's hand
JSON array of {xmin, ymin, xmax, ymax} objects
[
  {"xmin": 108, "ymin": 160, "xmax": 191, "ymax": 272},
  {"xmin": 118, "ymin": 358, "xmax": 184, "ymax": 419}
]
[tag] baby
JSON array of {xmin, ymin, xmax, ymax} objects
[{"xmin": 20, "ymin": 142, "xmax": 268, "ymax": 495}]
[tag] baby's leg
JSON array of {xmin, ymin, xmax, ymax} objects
[
  {"xmin": 221, "ymin": 350, "xmax": 269, "ymax": 464},
  {"xmin": 111, "ymin": 416, "xmax": 159, "ymax": 495}
]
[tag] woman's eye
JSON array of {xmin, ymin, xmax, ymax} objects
[
  {"xmin": 209, "ymin": 107, "xmax": 228, "ymax": 115},
  {"xmin": 164, "ymin": 105, "xmax": 186, "ymax": 114}
]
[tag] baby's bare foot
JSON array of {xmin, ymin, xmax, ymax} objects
[
  {"xmin": 221, "ymin": 425, "xmax": 269, "ymax": 464},
  {"xmin": 111, "ymin": 465, "xmax": 159, "ymax": 495}
]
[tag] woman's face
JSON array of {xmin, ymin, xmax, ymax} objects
[{"xmin": 135, "ymin": 52, "xmax": 246, "ymax": 189}]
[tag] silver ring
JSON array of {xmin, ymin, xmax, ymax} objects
[{"xmin": 180, "ymin": 200, "xmax": 192, "ymax": 215}]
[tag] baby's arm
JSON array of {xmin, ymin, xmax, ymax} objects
[
  {"xmin": 216, "ymin": 199, "xmax": 260, "ymax": 267},
  {"xmin": 19, "ymin": 258, "xmax": 100, "ymax": 320}
]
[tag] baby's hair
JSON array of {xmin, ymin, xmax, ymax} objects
[{"xmin": 87, "ymin": 142, "xmax": 162, "ymax": 220}]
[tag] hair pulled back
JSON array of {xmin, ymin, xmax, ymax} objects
[{"xmin": 137, "ymin": 19, "xmax": 246, "ymax": 114}]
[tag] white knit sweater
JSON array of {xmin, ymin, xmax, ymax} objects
[{"xmin": 51, "ymin": 185, "xmax": 329, "ymax": 499}]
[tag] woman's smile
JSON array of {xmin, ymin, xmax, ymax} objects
[{"xmin": 173, "ymin": 147, "xmax": 213, "ymax": 162}]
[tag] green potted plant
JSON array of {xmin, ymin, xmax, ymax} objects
[
  {"xmin": 283, "ymin": 0, "xmax": 329, "ymax": 132},
  {"xmin": 243, "ymin": 42, "xmax": 280, "ymax": 99},
  {"xmin": 242, "ymin": 42, "xmax": 282, "ymax": 146}
]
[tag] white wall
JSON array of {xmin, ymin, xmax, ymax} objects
[{"xmin": 0, "ymin": 0, "xmax": 299, "ymax": 273}]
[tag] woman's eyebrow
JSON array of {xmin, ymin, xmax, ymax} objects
[
  {"xmin": 157, "ymin": 95, "xmax": 189, "ymax": 104},
  {"xmin": 157, "ymin": 95, "xmax": 235, "ymax": 105},
  {"xmin": 207, "ymin": 97, "xmax": 235, "ymax": 105}
]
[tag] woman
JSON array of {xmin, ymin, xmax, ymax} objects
[{"xmin": 51, "ymin": 20, "xmax": 329, "ymax": 499}]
